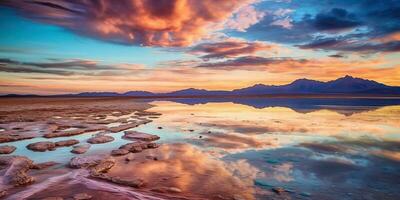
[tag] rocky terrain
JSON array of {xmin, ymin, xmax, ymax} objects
[{"xmin": 0, "ymin": 98, "xmax": 169, "ymax": 199}]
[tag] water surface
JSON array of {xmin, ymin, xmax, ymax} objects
[
  {"xmin": 138, "ymin": 97, "xmax": 400, "ymax": 199},
  {"xmin": 2, "ymin": 97, "xmax": 400, "ymax": 199}
]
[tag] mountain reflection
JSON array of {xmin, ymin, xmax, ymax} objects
[
  {"xmin": 134, "ymin": 98, "xmax": 400, "ymax": 199},
  {"xmin": 143, "ymin": 101, "xmax": 400, "ymax": 155},
  {"xmin": 145, "ymin": 97, "xmax": 400, "ymax": 116}
]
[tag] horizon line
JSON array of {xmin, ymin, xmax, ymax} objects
[{"xmin": 2, "ymin": 75, "xmax": 400, "ymax": 97}]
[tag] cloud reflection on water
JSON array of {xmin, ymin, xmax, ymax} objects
[
  {"xmin": 146, "ymin": 100, "xmax": 400, "ymax": 154},
  {"xmin": 141, "ymin": 99, "xmax": 400, "ymax": 199},
  {"xmin": 107, "ymin": 143, "xmax": 261, "ymax": 200}
]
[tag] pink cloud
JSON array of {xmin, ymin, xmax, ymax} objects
[
  {"xmin": 271, "ymin": 17, "xmax": 293, "ymax": 29},
  {"xmin": 224, "ymin": 4, "xmax": 265, "ymax": 32}
]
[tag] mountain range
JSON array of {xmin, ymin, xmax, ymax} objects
[{"xmin": 3, "ymin": 75, "xmax": 400, "ymax": 97}]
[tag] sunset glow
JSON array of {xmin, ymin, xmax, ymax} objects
[{"xmin": 1, "ymin": 0, "xmax": 399, "ymax": 94}]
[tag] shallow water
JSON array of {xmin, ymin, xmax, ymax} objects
[
  {"xmin": 140, "ymin": 98, "xmax": 400, "ymax": 200},
  {"xmin": 2, "ymin": 97, "xmax": 400, "ymax": 199}
]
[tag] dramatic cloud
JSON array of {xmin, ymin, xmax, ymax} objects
[
  {"xmin": 189, "ymin": 40, "xmax": 275, "ymax": 60},
  {"xmin": 234, "ymin": 0, "xmax": 400, "ymax": 54},
  {"xmin": 1, "ymin": 0, "xmax": 257, "ymax": 47},
  {"xmin": 1, "ymin": 0, "xmax": 400, "ymax": 96}
]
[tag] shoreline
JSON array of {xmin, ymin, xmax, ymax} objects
[{"xmin": 2, "ymin": 93, "xmax": 400, "ymax": 99}]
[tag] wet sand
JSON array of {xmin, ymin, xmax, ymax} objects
[{"xmin": 0, "ymin": 97, "xmax": 252, "ymax": 200}]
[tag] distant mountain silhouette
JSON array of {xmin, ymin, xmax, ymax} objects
[
  {"xmin": 67, "ymin": 91, "xmax": 155, "ymax": 97},
  {"xmin": 164, "ymin": 75, "xmax": 400, "ymax": 96},
  {"xmin": 73, "ymin": 92, "xmax": 121, "ymax": 97},
  {"xmin": 0, "ymin": 94, "xmax": 40, "ymax": 97},
  {"xmin": 164, "ymin": 88, "xmax": 230, "ymax": 96},
  {"xmin": 231, "ymin": 75, "xmax": 400, "ymax": 95},
  {"xmin": 2, "ymin": 76, "xmax": 400, "ymax": 97},
  {"xmin": 122, "ymin": 91, "xmax": 154, "ymax": 96}
]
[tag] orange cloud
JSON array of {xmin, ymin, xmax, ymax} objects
[
  {"xmin": 190, "ymin": 40, "xmax": 276, "ymax": 60},
  {"xmin": 2, "ymin": 0, "xmax": 257, "ymax": 47},
  {"xmin": 371, "ymin": 32, "xmax": 400, "ymax": 43},
  {"xmin": 371, "ymin": 149, "xmax": 400, "ymax": 162}
]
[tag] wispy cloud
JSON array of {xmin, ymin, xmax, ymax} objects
[
  {"xmin": 196, "ymin": 56, "xmax": 303, "ymax": 70},
  {"xmin": 0, "ymin": 58, "xmax": 144, "ymax": 76},
  {"xmin": 189, "ymin": 40, "xmax": 276, "ymax": 60},
  {"xmin": 298, "ymin": 38, "xmax": 400, "ymax": 53}
]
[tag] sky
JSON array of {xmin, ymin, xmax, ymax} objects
[{"xmin": 0, "ymin": 0, "xmax": 399, "ymax": 95}]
